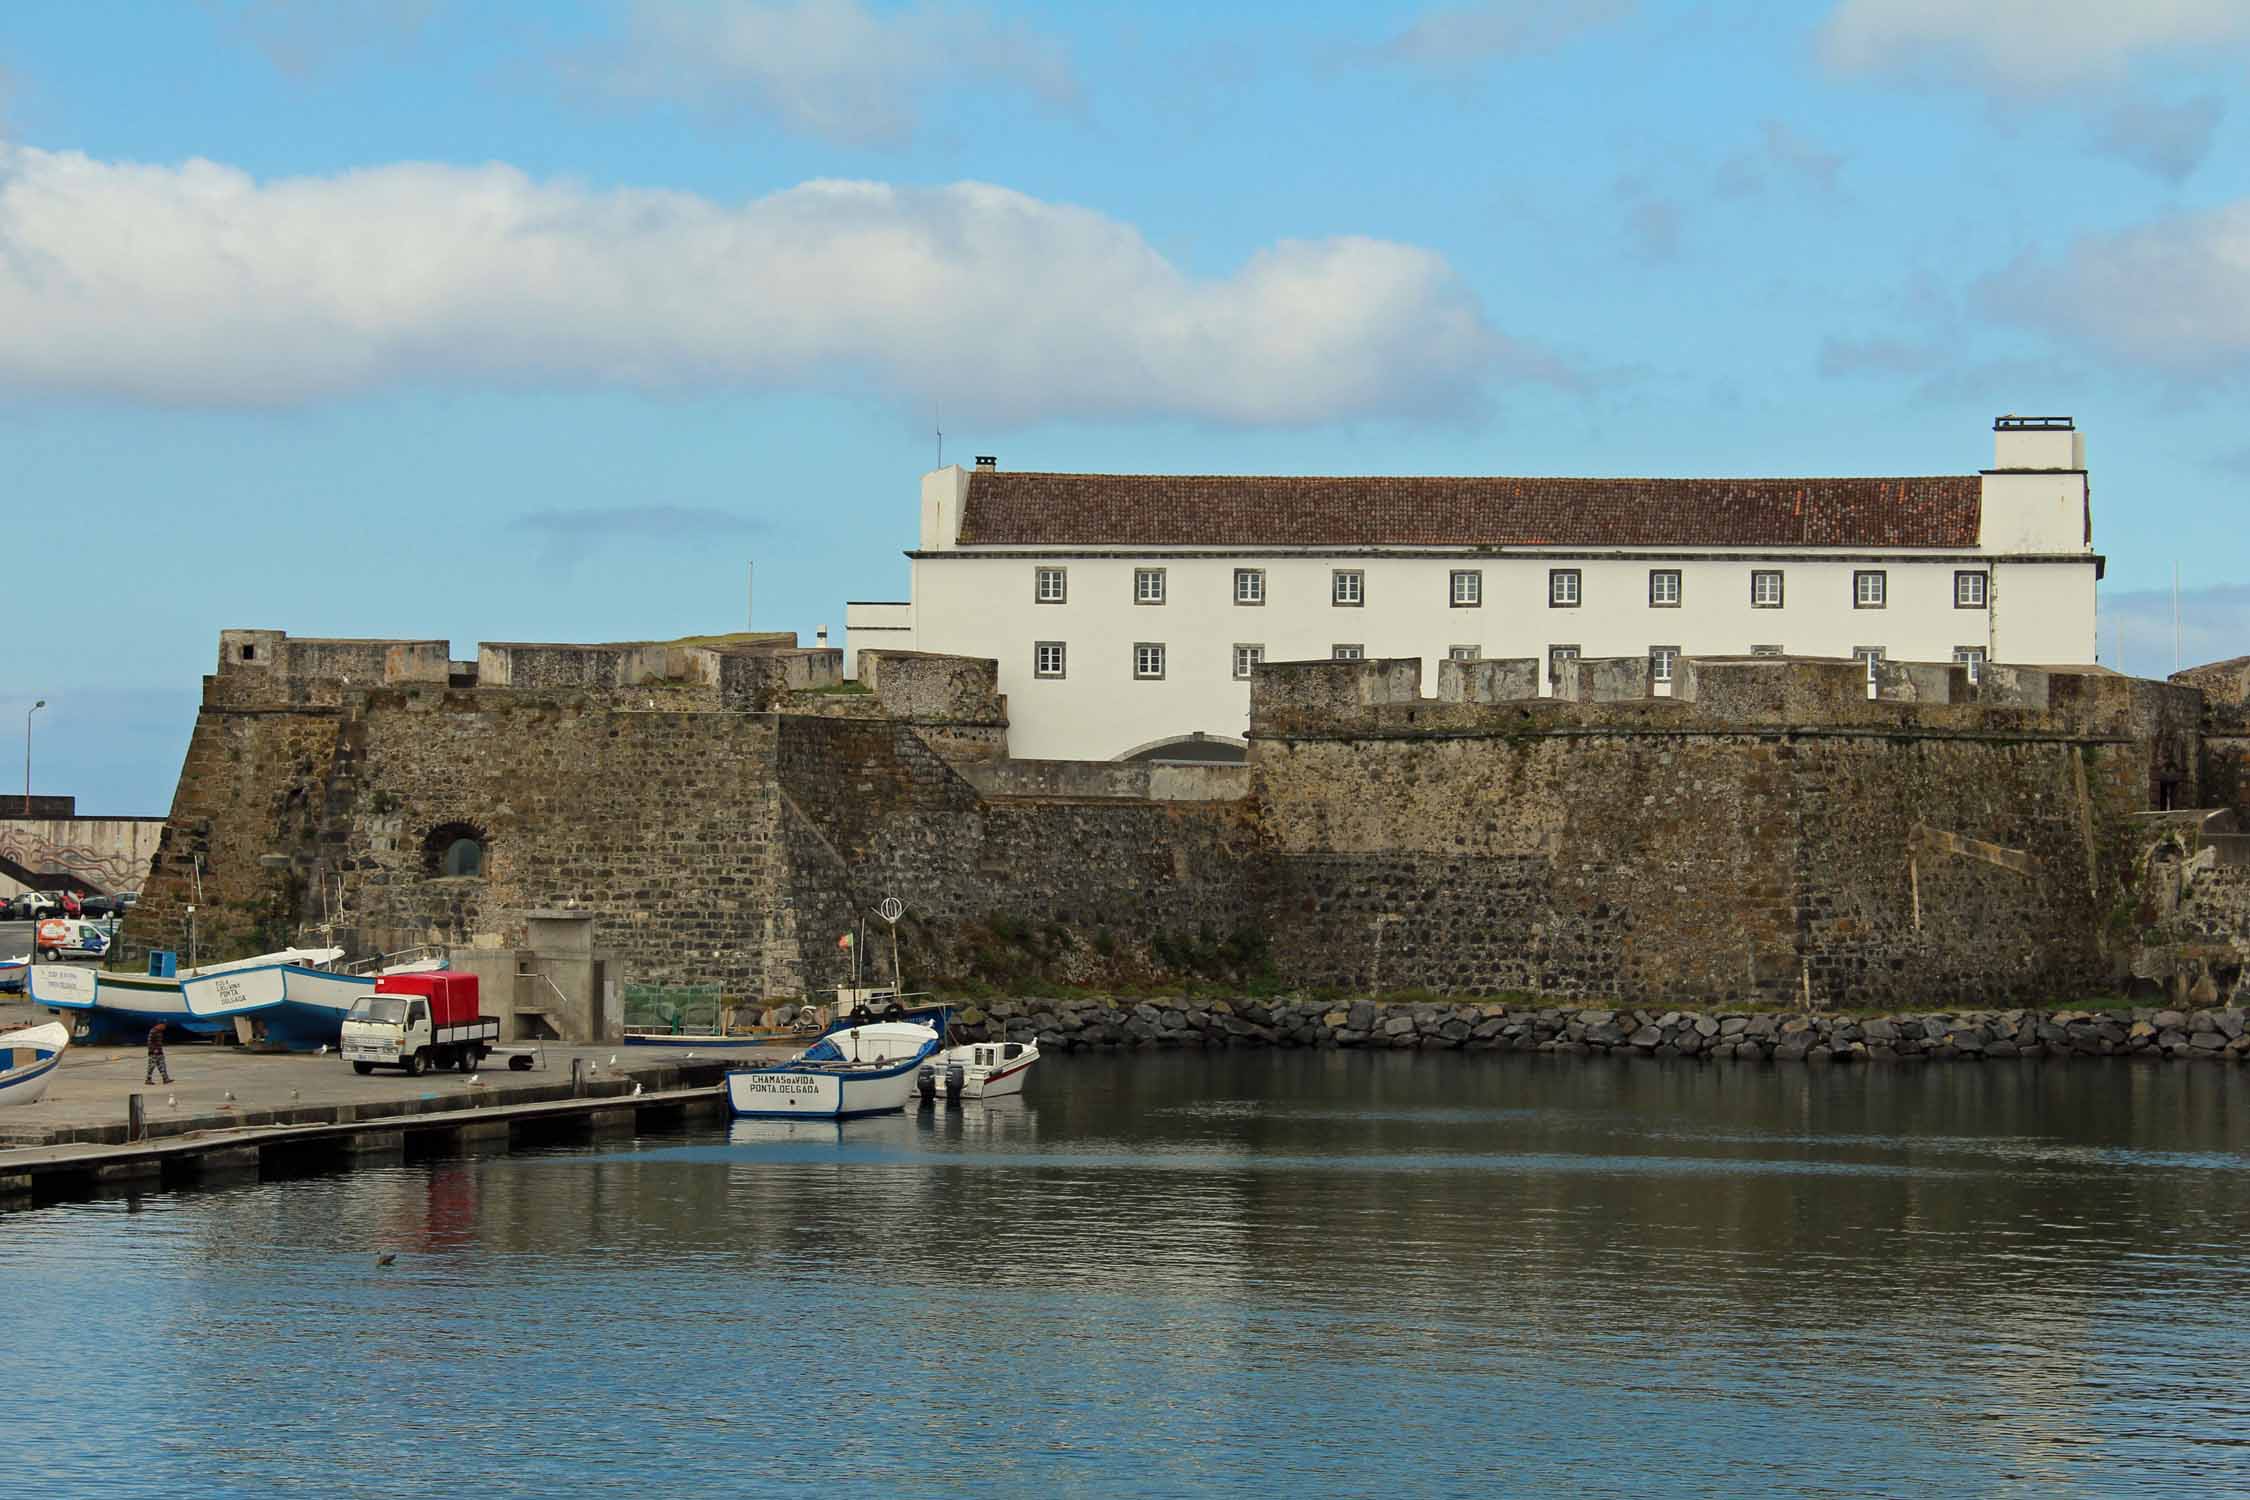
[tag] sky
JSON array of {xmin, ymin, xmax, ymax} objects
[{"xmin": 3, "ymin": 0, "xmax": 2248, "ymax": 813}]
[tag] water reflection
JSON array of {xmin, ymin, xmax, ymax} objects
[{"xmin": 9, "ymin": 1051, "xmax": 2250, "ymax": 1497}]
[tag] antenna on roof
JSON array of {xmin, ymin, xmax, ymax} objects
[{"xmin": 935, "ymin": 403, "xmax": 943, "ymax": 470}]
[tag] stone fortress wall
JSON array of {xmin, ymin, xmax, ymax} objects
[{"xmin": 121, "ymin": 631, "xmax": 2250, "ymax": 1020}]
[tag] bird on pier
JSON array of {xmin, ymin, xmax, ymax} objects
[
  {"xmin": 609, "ymin": 1054, "xmax": 617, "ymax": 1065},
  {"xmin": 289, "ymin": 1089, "xmax": 302, "ymax": 1103},
  {"xmin": 631, "ymin": 1082, "xmax": 644, "ymax": 1097},
  {"xmin": 316, "ymin": 1044, "xmax": 329, "ymax": 1057},
  {"xmin": 467, "ymin": 1075, "xmax": 481, "ymax": 1087},
  {"xmin": 166, "ymin": 1094, "xmax": 177, "ymax": 1107},
  {"xmin": 375, "ymin": 1251, "xmax": 396, "ymax": 1267}
]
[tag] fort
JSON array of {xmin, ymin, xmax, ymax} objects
[{"xmin": 117, "ymin": 629, "xmax": 2250, "ymax": 1033}]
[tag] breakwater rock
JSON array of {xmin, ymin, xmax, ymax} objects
[{"xmin": 942, "ymin": 997, "xmax": 2250, "ymax": 1062}]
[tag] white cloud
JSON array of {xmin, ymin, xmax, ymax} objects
[
  {"xmin": 570, "ymin": 0, "xmax": 1078, "ymax": 147},
  {"xmin": 1378, "ymin": 0, "xmax": 1634, "ymax": 73},
  {"xmin": 1980, "ymin": 201, "xmax": 2250, "ymax": 375},
  {"xmin": 0, "ymin": 145, "xmax": 1525, "ymax": 424},
  {"xmin": 1820, "ymin": 0, "xmax": 2250, "ymax": 94}
]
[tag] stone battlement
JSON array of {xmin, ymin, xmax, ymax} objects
[{"xmin": 1252, "ymin": 654, "xmax": 2197, "ymax": 747}]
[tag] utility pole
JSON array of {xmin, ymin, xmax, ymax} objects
[{"xmin": 24, "ymin": 699, "xmax": 44, "ymax": 815}]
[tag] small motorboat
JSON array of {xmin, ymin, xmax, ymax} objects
[
  {"xmin": 0, "ymin": 1021, "xmax": 71, "ymax": 1106},
  {"xmin": 0, "ymin": 954, "xmax": 28, "ymax": 994},
  {"xmin": 724, "ymin": 1016, "xmax": 944, "ymax": 1121},
  {"xmin": 918, "ymin": 1036, "xmax": 1040, "ymax": 1104}
]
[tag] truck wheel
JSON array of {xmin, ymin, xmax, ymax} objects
[
  {"xmin": 508, "ymin": 1054, "xmax": 532, "ymax": 1072},
  {"xmin": 405, "ymin": 1049, "xmax": 427, "ymax": 1077},
  {"xmin": 352, "ymin": 1061, "xmax": 373, "ymax": 1076},
  {"xmin": 455, "ymin": 1049, "xmax": 475, "ymax": 1074}
]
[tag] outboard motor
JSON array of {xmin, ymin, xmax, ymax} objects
[
  {"xmin": 944, "ymin": 1063, "xmax": 966, "ymax": 1103},
  {"xmin": 917, "ymin": 1065, "xmax": 938, "ymax": 1104}
]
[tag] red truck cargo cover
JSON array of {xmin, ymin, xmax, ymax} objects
[{"xmin": 374, "ymin": 971, "xmax": 481, "ymax": 1027}]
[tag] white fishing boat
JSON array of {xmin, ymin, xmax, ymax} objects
[
  {"xmin": 181, "ymin": 948, "xmax": 444, "ymax": 1050},
  {"xmin": 724, "ymin": 1017, "xmax": 944, "ymax": 1121},
  {"xmin": 0, "ymin": 1021, "xmax": 71, "ymax": 1106},
  {"xmin": 29, "ymin": 947, "xmax": 346, "ymax": 1044},
  {"xmin": 0, "ymin": 954, "xmax": 27, "ymax": 994},
  {"xmin": 917, "ymin": 1036, "xmax": 1040, "ymax": 1103}
]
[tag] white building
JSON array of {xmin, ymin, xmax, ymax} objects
[{"xmin": 847, "ymin": 416, "xmax": 2100, "ymax": 763}]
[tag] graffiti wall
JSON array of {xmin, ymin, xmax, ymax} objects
[{"xmin": 0, "ymin": 817, "xmax": 166, "ymax": 896}]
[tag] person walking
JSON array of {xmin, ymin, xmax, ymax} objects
[{"xmin": 145, "ymin": 1021, "xmax": 173, "ymax": 1086}]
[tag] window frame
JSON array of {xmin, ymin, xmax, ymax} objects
[
  {"xmin": 1853, "ymin": 570, "xmax": 1887, "ymax": 609},
  {"xmin": 1548, "ymin": 644, "xmax": 1580, "ymax": 683},
  {"xmin": 1033, "ymin": 641, "xmax": 1067, "ymax": 679},
  {"xmin": 1750, "ymin": 644, "xmax": 1785, "ymax": 657},
  {"xmin": 1332, "ymin": 569, "xmax": 1365, "ymax": 608},
  {"xmin": 1035, "ymin": 566, "xmax": 1067, "ymax": 605},
  {"xmin": 1233, "ymin": 567, "xmax": 1266, "ymax": 606},
  {"xmin": 1649, "ymin": 645, "xmax": 1681, "ymax": 683},
  {"xmin": 1851, "ymin": 645, "xmax": 1886, "ymax": 683},
  {"xmin": 1954, "ymin": 570, "xmax": 1988, "ymax": 609},
  {"xmin": 1751, "ymin": 570, "xmax": 1784, "ymax": 609},
  {"xmin": 1952, "ymin": 645, "xmax": 1987, "ymax": 683},
  {"xmin": 1331, "ymin": 644, "xmax": 1365, "ymax": 661},
  {"xmin": 1549, "ymin": 569, "xmax": 1582, "ymax": 608},
  {"xmin": 1649, "ymin": 569, "xmax": 1682, "ymax": 608},
  {"xmin": 1447, "ymin": 645, "xmax": 1481, "ymax": 662},
  {"xmin": 1449, "ymin": 569, "xmax": 1482, "ymax": 608},
  {"xmin": 1133, "ymin": 567, "xmax": 1167, "ymax": 606},
  {"xmin": 1133, "ymin": 642, "xmax": 1166, "ymax": 680},
  {"xmin": 1231, "ymin": 643, "xmax": 1265, "ymax": 681}
]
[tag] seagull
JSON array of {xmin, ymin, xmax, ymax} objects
[
  {"xmin": 166, "ymin": 1094, "xmax": 177, "ymax": 1107},
  {"xmin": 631, "ymin": 1082, "xmax": 644, "ymax": 1097},
  {"xmin": 289, "ymin": 1088, "xmax": 301, "ymax": 1102},
  {"xmin": 222, "ymin": 1090, "xmax": 236, "ymax": 1102},
  {"xmin": 317, "ymin": 1044, "xmax": 329, "ymax": 1056},
  {"xmin": 375, "ymin": 1251, "xmax": 396, "ymax": 1267},
  {"xmin": 608, "ymin": 1054, "xmax": 617, "ymax": 1065},
  {"xmin": 467, "ymin": 1074, "xmax": 481, "ymax": 1087}
]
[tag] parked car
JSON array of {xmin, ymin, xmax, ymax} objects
[
  {"xmin": 3, "ymin": 893, "xmax": 59, "ymax": 922},
  {"xmin": 79, "ymin": 895, "xmax": 118, "ymax": 919},
  {"xmin": 37, "ymin": 890, "xmax": 82, "ymax": 918}
]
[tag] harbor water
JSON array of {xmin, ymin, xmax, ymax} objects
[{"xmin": 8, "ymin": 1050, "xmax": 2250, "ymax": 1497}]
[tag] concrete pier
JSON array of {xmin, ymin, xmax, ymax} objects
[{"xmin": 0, "ymin": 1018, "xmax": 788, "ymax": 1205}]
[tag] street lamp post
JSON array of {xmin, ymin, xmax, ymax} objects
[{"xmin": 24, "ymin": 700, "xmax": 44, "ymax": 817}]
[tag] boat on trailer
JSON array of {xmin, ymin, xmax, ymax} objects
[
  {"xmin": 724, "ymin": 1016, "xmax": 945, "ymax": 1121},
  {"xmin": 0, "ymin": 1021, "xmax": 72, "ymax": 1106}
]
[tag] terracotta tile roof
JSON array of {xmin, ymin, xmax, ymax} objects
[{"xmin": 955, "ymin": 472, "xmax": 1983, "ymax": 549}]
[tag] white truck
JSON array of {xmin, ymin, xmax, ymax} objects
[{"xmin": 341, "ymin": 973, "xmax": 499, "ymax": 1076}]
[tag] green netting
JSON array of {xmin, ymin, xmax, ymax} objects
[{"xmin": 623, "ymin": 983, "xmax": 725, "ymax": 1035}]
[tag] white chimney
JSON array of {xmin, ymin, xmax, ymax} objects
[
  {"xmin": 816, "ymin": 624, "xmax": 829, "ymax": 647},
  {"xmin": 1991, "ymin": 415, "xmax": 2082, "ymax": 471}
]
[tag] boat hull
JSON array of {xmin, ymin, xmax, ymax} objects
[
  {"xmin": 725, "ymin": 1058, "xmax": 929, "ymax": 1119},
  {"xmin": 182, "ymin": 963, "xmax": 377, "ymax": 1049},
  {"xmin": 29, "ymin": 966, "xmax": 231, "ymax": 1042},
  {"xmin": 924, "ymin": 1040, "xmax": 1040, "ymax": 1100},
  {"xmin": 0, "ymin": 1021, "xmax": 70, "ymax": 1107}
]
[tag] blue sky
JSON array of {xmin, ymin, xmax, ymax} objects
[{"xmin": 4, "ymin": 0, "xmax": 2248, "ymax": 812}]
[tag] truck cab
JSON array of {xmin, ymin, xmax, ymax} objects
[{"xmin": 341, "ymin": 973, "xmax": 497, "ymax": 1076}]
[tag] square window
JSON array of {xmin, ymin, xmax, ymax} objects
[
  {"xmin": 1549, "ymin": 569, "xmax": 1581, "ymax": 608},
  {"xmin": 1953, "ymin": 646, "xmax": 1987, "ymax": 682},
  {"xmin": 1232, "ymin": 644, "xmax": 1265, "ymax": 680},
  {"xmin": 1751, "ymin": 570, "xmax": 1784, "ymax": 608},
  {"xmin": 1134, "ymin": 568, "xmax": 1166, "ymax": 605},
  {"xmin": 1332, "ymin": 570, "xmax": 1365, "ymax": 607},
  {"xmin": 1650, "ymin": 646, "xmax": 1680, "ymax": 682},
  {"xmin": 1955, "ymin": 571, "xmax": 1988, "ymax": 609},
  {"xmin": 1234, "ymin": 568, "xmax": 1265, "ymax": 605},
  {"xmin": 1035, "ymin": 567, "xmax": 1067, "ymax": 604},
  {"xmin": 1548, "ymin": 644, "xmax": 1579, "ymax": 682},
  {"xmin": 1033, "ymin": 642, "xmax": 1066, "ymax": 679},
  {"xmin": 1649, "ymin": 570, "xmax": 1682, "ymax": 607},
  {"xmin": 1750, "ymin": 644, "xmax": 1785, "ymax": 657},
  {"xmin": 1332, "ymin": 644, "xmax": 1364, "ymax": 661},
  {"xmin": 1134, "ymin": 642, "xmax": 1166, "ymax": 680},
  {"xmin": 1448, "ymin": 645, "xmax": 1481, "ymax": 662},
  {"xmin": 1854, "ymin": 570, "xmax": 1887, "ymax": 609},
  {"xmin": 1450, "ymin": 570, "xmax": 1482, "ymax": 607}
]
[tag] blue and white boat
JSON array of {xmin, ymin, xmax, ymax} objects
[
  {"xmin": 28, "ymin": 946, "xmax": 347, "ymax": 1045},
  {"xmin": 724, "ymin": 1016, "xmax": 946, "ymax": 1121},
  {"xmin": 181, "ymin": 953, "xmax": 446, "ymax": 1050},
  {"xmin": 0, "ymin": 954, "xmax": 27, "ymax": 994},
  {"xmin": 0, "ymin": 1021, "xmax": 72, "ymax": 1106}
]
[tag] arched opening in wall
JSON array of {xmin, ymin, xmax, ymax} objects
[
  {"xmin": 422, "ymin": 822, "xmax": 489, "ymax": 878},
  {"xmin": 1114, "ymin": 733, "xmax": 1248, "ymax": 765}
]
